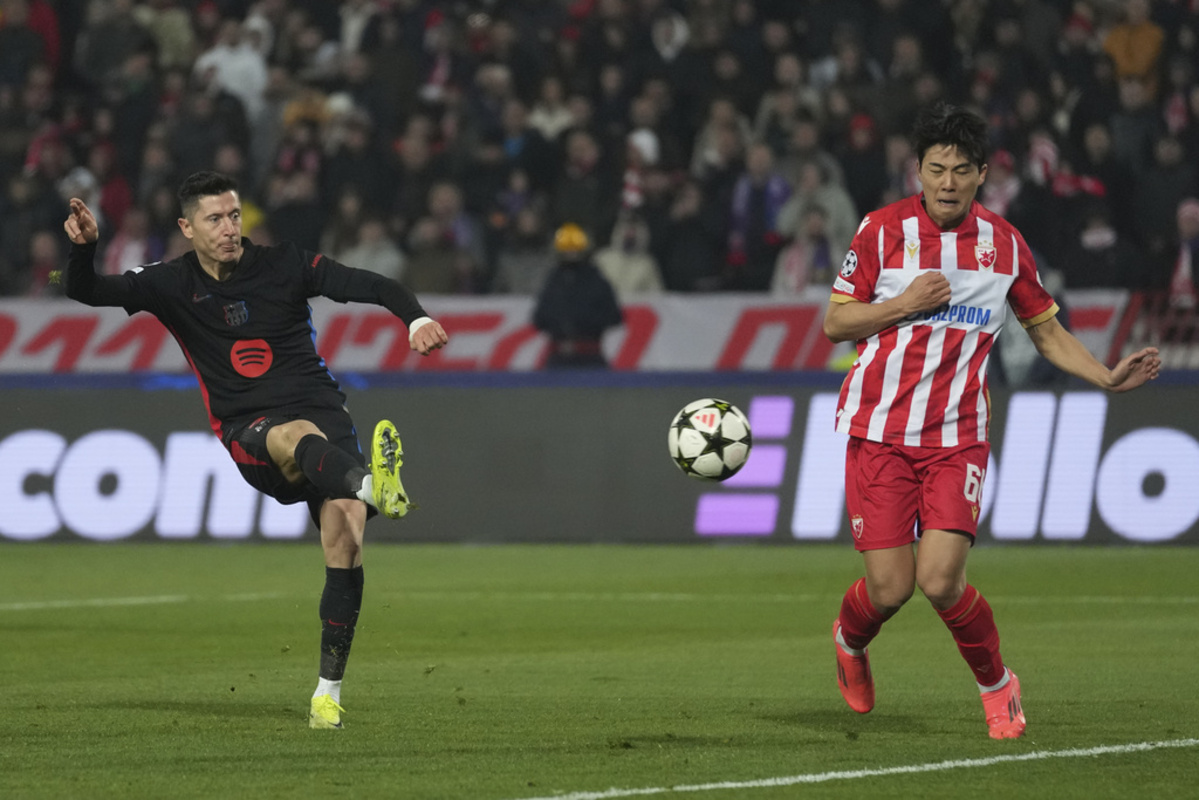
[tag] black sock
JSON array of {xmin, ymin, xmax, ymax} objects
[
  {"xmin": 294, "ymin": 434, "xmax": 368, "ymax": 499},
  {"xmin": 319, "ymin": 566, "xmax": 364, "ymax": 681}
]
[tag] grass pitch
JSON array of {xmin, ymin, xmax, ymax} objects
[{"xmin": 1, "ymin": 544, "xmax": 1196, "ymax": 800}]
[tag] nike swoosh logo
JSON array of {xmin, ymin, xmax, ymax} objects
[
  {"xmin": 192, "ymin": 293, "xmax": 212, "ymax": 303},
  {"xmin": 326, "ymin": 619, "xmax": 348, "ymax": 627}
]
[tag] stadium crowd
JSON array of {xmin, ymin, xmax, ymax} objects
[{"xmin": 1, "ymin": 0, "xmax": 1198, "ymax": 301}]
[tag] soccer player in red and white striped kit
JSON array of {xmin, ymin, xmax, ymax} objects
[{"xmin": 823, "ymin": 103, "xmax": 1161, "ymax": 739}]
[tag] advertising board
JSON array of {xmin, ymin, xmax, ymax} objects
[{"xmin": 1, "ymin": 377, "xmax": 1194, "ymax": 544}]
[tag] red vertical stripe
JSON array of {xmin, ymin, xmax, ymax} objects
[
  {"xmin": 850, "ymin": 328, "xmax": 900, "ymax": 434},
  {"xmin": 882, "ymin": 326, "xmax": 931, "ymax": 441},
  {"xmin": 881, "ymin": 223, "xmax": 903, "ymax": 269},
  {"xmin": 921, "ymin": 327, "xmax": 968, "ymax": 447},
  {"xmin": 994, "ymin": 229, "xmax": 1015, "ymax": 276},
  {"xmin": 956, "ymin": 227, "xmax": 978, "ymax": 272},
  {"xmin": 955, "ymin": 331, "xmax": 994, "ymax": 444}
]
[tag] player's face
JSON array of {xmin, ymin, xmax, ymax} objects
[
  {"xmin": 179, "ymin": 191, "xmax": 243, "ymax": 271},
  {"xmin": 918, "ymin": 144, "xmax": 987, "ymax": 229}
]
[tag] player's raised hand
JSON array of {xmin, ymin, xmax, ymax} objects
[
  {"xmin": 410, "ymin": 319, "xmax": 449, "ymax": 356},
  {"xmin": 901, "ymin": 272, "xmax": 952, "ymax": 314},
  {"xmin": 63, "ymin": 198, "xmax": 99, "ymax": 245},
  {"xmin": 1108, "ymin": 346, "xmax": 1161, "ymax": 392}
]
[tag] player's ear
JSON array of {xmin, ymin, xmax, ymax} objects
[
  {"xmin": 177, "ymin": 217, "xmax": 194, "ymax": 239},
  {"xmin": 977, "ymin": 163, "xmax": 988, "ymax": 185}
]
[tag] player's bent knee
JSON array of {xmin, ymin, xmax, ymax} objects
[
  {"xmin": 916, "ymin": 575, "xmax": 965, "ymax": 609},
  {"xmin": 867, "ymin": 579, "xmax": 915, "ymax": 614}
]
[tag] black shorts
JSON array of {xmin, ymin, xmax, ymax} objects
[{"xmin": 221, "ymin": 405, "xmax": 369, "ymax": 525}]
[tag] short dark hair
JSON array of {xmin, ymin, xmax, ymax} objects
[
  {"xmin": 911, "ymin": 103, "xmax": 988, "ymax": 169},
  {"xmin": 178, "ymin": 171, "xmax": 239, "ymax": 219}
]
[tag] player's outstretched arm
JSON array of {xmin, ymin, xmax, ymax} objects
[{"xmin": 1026, "ymin": 316, "xmax": 1161, "ymax": 392}]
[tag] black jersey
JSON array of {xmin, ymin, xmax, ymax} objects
[{"xmin": 66, "ymin": 238, "xmax": 426, "ymax": 438}]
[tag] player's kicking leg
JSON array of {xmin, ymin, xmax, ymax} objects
[{"xmin": 369, "ymin": 419, "xmax": 414, "ymax": 519}]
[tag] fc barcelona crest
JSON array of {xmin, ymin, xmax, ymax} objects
[
  {"xmin": 975, "ymin": 240, "xmax": 997, "ymax": 270},
  {"xmin": 223, "ymin": 300, "xmax": 249, "ymax": 326}
]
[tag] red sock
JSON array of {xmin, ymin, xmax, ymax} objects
[
  {"xmin": 936, "ymin": 584, "xmax": 1005, "ymax": 686},
  {"xmin": 837, "ymin": 577, "xmax": 884, "ymax": 651}
]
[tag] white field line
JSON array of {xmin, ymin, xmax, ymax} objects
[
  {"xmin": 0, "ymin": 592, "xmax": 282, "ymax": 612},
  {"xmin": 512, "ymin": 738, "xmax": 1199, "ymax": 800}
]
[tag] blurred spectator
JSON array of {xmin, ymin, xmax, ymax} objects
[
  {"xmin": 690, "ymin": 96, "xmax": 752, "ymax": 179},
  {"xmin": 102, "ymin": 207, "xmax": 162, "ymax": 276},
  {"xmin": 723, "ymin": 142, "xmax": 790, "ymax": 291},
  {"xmin": 357, "ymin": 6, "xmax": 419, "ymax": 141},
  {"xmin": 88, "ymin": 141, "xmax": 133, "ymax": 233},
  {"xmin": 1072, "ymin": 122, "xmax": 1136, "ymax": 239},
  {"xmin": 778, "ymin": 115, "xmax": 845, "ymax": 190},
  {"xmin": 880, "ymin": 132, "xmax": 921, "ymax": 206},
  {"xmin": 498, "ymin": 99, "xmax": 557, "ymax": 193},
  {"xmin": 493, "ymin": 204, "xmax": 555, "ymax": 295},
  {"xmin": 771, "ymin": 203, "xmax": 835, "ymax": 296},
  {"xmin": 1169, "ymin": 198, "xmax": 1199, "ymax": 307},
  {"xmin": 390, "ymin": 124, "xmax": 451, "ymax": 242},
  {"xmin": 651, "ymin": 179, "xmax": 722, "ymax": 292},
  {"xmin": 193, "ymin": 18, "xmax": 269, "ymax": 126},
  {"xmin": 404, "ymin": 181, "xmax": 486, "ymax": 294},
  {"xmin": 754, "ymin": 85, "xmax": 805, "ymax": 159},
  {"xmin": 0, "ymin": 171, "xmax": 58, "ymax": 293},
  {"xmin": 0, "ymin": 0, "xmax": 47, "ymax": 89},
  {"xmin": 810, "ymin": 35, "xmax": 884, "ymax": 113},
  {"xmin": 528, "ymin": 74, "xmax": 574, "ymax": 143},
  {"xmin": 170, "ymin": 87, "xmax": 248, "ymax": 179},
  {"xmin": 533, "ymin": 223, "xmax": 623, "ymax": 369},
  {"xmin": 839, "ymin": 113, "xmax": 888, "ymax": 221},
  {"xmin": 1058, "ymin": 208, "xmax": 1142, "ymax": 289},
  {"xmin": 980, "ymin": 149, "xmax": 1051, "ymax": 259},
  {"xmin": 74, "ymin": 0, "xmax": 153, "ymax": 91},
  {"xmin": 1103, "ymin": 0, "xmax": 1165, "ymax": 99},
  {"xmin": 322, "ymin": 112, "xmax": 397, "ymax": 213},
  {"xmin": 264, "ymin": 170, "xmax": 322, "ymax": 251},
  {"xmin": 25, "ymin": 228, "xmax": 62, "ymax": 296},
  {"xmin": 339, "ymin": 216, "xmax": 405, "ymax": 283},
  {"xmin": 321, "ymin": 187, "xmax": 365, "ymax": 262},
  {"xmin": 551, "ymin": 128, "xmax": 618, "ymax": 245},
  {"xmin": 775, "ymin": 160, "xmax": 857, "ymax": 280},
  {"xmin": 594, "ymin": 214, "xmax": 664, "ymax": 296},
  {"xmin": 1133, "ymin": 134, "xmax": 1198, "ymax": 259},
  {"xmin": 1109, "ymin": 76, "xmax": 1161, "ymax": 173},
  {"xmin": 132, "ymin": 0, "xmax": 195, "ymax": 71}
]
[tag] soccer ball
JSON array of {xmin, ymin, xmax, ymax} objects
[{"xmin": 668, "ymin": 398, "xmax": 753, "ymax": 481}]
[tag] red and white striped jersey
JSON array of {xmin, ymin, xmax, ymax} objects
[{"xmin": 831, "ymin": 194, "xmax": 1058, "ymax": 447}]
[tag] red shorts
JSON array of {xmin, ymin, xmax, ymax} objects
[{"xmin": 844, "ymin": 437, "xmax": 990, "ymax": 552}]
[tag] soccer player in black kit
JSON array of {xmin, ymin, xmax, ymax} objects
[{"xmin": 63, "ymin": 171, "xmax": 449, "ymax": 730}]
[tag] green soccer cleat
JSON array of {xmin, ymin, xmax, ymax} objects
[
  {"xmin": 371, "ymin": 419, "xmax": 415, "ymax": 519},
  {"xmin": 309, "ymin": 694, "xmax": 344, "ymax": 729}
]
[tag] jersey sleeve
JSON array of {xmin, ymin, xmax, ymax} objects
[
  {"xmin": 829, "ymin": 215, "xmax": 881, "ymax": 304},
  {"xmin": 65, "ymin": 242, "xmax": 157, "ymax": 314},
  {"xmin": 301, "ymin": 246, "xmax": 427, "ymax": 326},
  {"xmin": 1007, "ymin": 229, "xmax": 1059, "ymax": 328}
]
